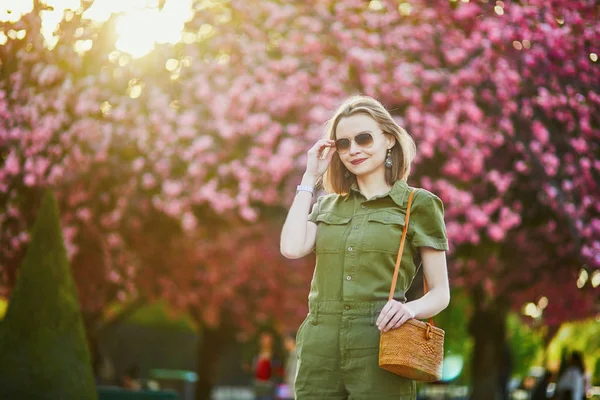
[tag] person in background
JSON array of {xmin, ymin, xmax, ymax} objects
[
  {"xmin": 252, "ymin": 331, "xmax": 281, "ymax": 400},
  {"xmin": 531, "ymin": 370, "xmax": 552, "ymax": 400},
  {"xmin": 554, "ymin": 351, "xmax": 585, "ymax": 400},
  {"xmin": 282, "ymin": 333, "xmax": 297, "ymax": 398},
  {"xmin": 121, "ymin": 364, "xmax": 142, "ymax": 390}
]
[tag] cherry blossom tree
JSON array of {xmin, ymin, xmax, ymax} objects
[{"xmin": 1, "ymin": 0, "xmax": 598, "ymax": 397}]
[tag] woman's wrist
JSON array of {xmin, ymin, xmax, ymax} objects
[{"xmin": 301, "ymin": 173, "xmax": 318, "ymax": 187}]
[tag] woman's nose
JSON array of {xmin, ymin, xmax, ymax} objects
[{"xmin": 349, "ymin": 140, "xmax": 361, "ymax": 155}]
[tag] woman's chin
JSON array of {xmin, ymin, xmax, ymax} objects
[
  {"xmin": 350, "ymin": 166, "xmax": 372, "ymax": 177},
  {"xmin": 351, "ymin": 163, "xmax": 385, "ymax": 178}
]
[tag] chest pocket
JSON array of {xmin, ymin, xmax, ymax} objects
[
  {"xmin": 363, "ymin": 211, "xmax": 405, "ymax": 254},
  {"xmin": 315, "ymin": 213, "xmax": 352, "ymax": 253}
]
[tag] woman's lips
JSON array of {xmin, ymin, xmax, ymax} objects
[{"xmin": 351, "ymin": 158, "xmax": 367, "ymax": 165}]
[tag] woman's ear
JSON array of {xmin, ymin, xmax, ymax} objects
[{"xmin": 385, "ymin": 133, "xmax": 397, "ymax": 149}]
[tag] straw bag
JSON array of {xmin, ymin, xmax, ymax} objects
[{"xmin": 378, "ymin": 189, "xmax": 445, "ymax": 382}]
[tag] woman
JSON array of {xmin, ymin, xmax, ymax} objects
[
  {"xmin": 555, "ymin": 351, "xmax": 585, "ymax": 400},
  {"xmin": 280, "ymin": 96, "xmax": 450, "ymax": 399},
  {"xmin": 251, "ymin": 331, "xmax": 281, "ymax": 400}
]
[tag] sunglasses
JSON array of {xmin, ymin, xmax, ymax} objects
[{"xmin": 335, "ymin": 132, "xmax": 374, "ymax": 155}]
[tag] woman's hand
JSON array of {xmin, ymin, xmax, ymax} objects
[
  {"xmin": 376, "ymin": 300, "xmax": 416, "ymax": 332},
  {"xmin": 305, "ymin": 139, "xmax": 336, "ymax": 179}
]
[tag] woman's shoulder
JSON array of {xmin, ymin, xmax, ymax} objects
[
  {"xmin": 409, "ymin": 186, "xmax": 444, "ymax": 207},
  {"xmin": 315, "ymin": 192, "xmax": 353, "ymax": 214}
]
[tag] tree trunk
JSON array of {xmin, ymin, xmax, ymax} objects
[
  {"xmin": 468, "ymin": 295, "xmax": 510, "ymax": 400},
  {"xmin": 195, "ymin": 323, "xmax": 234, "ymax": 400}
]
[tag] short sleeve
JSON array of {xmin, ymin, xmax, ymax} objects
[
  {"xmin": 409, "ymin": 192, "xmax": 449, "ymax": 251},
  {"xmin": 307, "ymin": 196, "xmax": 322, "ymax": 224}
]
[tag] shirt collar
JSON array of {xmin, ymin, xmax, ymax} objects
[
  {"xmin": 388, "ymin": 179, "xmax": 410, "ymax": 207},
  {"xmin": 347, "ymin": 179, "xmax": 410, "ymax": 207}
]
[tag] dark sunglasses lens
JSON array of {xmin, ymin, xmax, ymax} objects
[
  {"xmin": 335, "ymin": 138, "xmax": 350, "ymax": 152},
  {"xmin": 355, "ymin": 133, "xmax": 374, "ymax": 147}
]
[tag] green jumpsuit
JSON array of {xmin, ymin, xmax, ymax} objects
[{"xmin": 295, "ymin": 179, "xmax": 449, "ymax": 400}]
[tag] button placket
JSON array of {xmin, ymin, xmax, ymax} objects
[{"xmin": 343, "ymin": 213, "xmax": 365, "ymax": 300}]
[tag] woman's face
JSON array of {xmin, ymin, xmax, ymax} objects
[
  {"xmin": 335, "ymin": 114, "xmax": 394, "ymax": 180},
  {"xmin": 260, "ymin": 332, "xmax": 273, "ymax": 348}
]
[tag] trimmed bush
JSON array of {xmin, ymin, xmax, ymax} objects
[{"xmin": 0, "ymin": 190, "xmax": 97, "ymax": 399}]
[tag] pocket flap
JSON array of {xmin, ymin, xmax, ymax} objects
[
  {"xmin": 368, "ymin": 211, "xmax": 405, "ymax": 225},
  {"xmin": 316, "ymin": 213, "xmax": 352, "ymax": 225}
]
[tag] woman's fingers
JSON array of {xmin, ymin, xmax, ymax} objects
[
  {"xmin": 377, "ymin": 300, "xmax": 398, "ymax": 330},
  {"xmin": 377, "ymin": 301, "xmax": 415, "ymax": 332},
  {"xmin": 383, "ymin": 310, "xmax": 404, "ymax": 332},
  {"xmin": 318, "ymin": 145, "xmax": 332, "ymax": 160},
  {"xmin": 324, "ymin": 144, "xmax": 337, "ymax": 160},
  {"xmin": 392, "ymin": 313, "xmax": 412, "ymax": 330},
  {"xmin": 306, "ymin": 139, "xmax": 335, "ymax": 175},
  {"xmin": 309, "ymin": 139, "xmax": 334, "ymax": 155}
]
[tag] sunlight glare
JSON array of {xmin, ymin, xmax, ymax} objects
[
  {"xmin": 2, "ymin": 0, "xmax": 195, "ymax": 58},
  {"xmin": 0, "ymin": 0, "xmax": 33, "ymax": 23},
  {"xmin": 115, "ymin": 9, "xmax": 161, "ymax": 58},
  {"xmin": 114, "ymin": 0, "xmax": 193, "ymax": 58}
]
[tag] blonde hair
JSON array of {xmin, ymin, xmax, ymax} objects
[{"xmin": 319, "ymin": 96, "xmax": 416, "ymax": 194}]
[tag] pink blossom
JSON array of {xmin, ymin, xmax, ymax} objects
[
  {"xmin": 442, "ymin": 159, "xmax": 462, "ymax": 177},
  {"xmin": 38, "ymin": 65, "xmax": 62, "ymax": 86},
  {"xmin": 240, "ymin": 207, "xmax": 258, "ymax": 222},
  {"xmin": 108, "ymin": 270, "xmax": 121, "ymax": 283},
  {"xmin": 142, "ymin": 173, "xmax": 157, "ymax": 189},
  {"xmin": 4, "ymin": 151, "xmax": 20, "ymax": 175},
  {"xmin": 132, "ymin": 158, "xmax": 145, "ymax": 172},
  {"xmin": 532, "ymin": 121, "xmax": 549, "ymax": 144},
  {"xmin": 499, "ymin": 207, "xmax": 521, "ymax": 230},
  {"xmin": 182, "ymin": 212, "xmax": 197, "ymax": 231},
  {"xmin": 162, "ymin": 180, "xmax": 183, "ymax": 197},
  {"xmin": 107, "ymin": 233, "xmax": 122, "ymax": 248},
  {"xmin": 23, "ymin": 174, "xmax": 35, "ymax": 186},
  {"xmin": 163, "ymin": 200, "xmax": 183, "ymax": 217},
  {"xmin": 467, "ymin": 207, "xmax": 489, "ymax": 228},
  {"xmin": 580, "ymin": 158, "xmax": 590, "ymax": 169},
  {"xmin": 542, "ymin": 153, "xmax": 559, "ymax": 176},
  {"xmin": 76, "ymin": 208, "xmax": 92, "ymax": 223},
  {"xmin": 487, "ymin": 225, "xmax": 505, "ymax": 242},
  {"xmin": 515, "ymin": 161, "xmax": 528, "ymax": 173}
]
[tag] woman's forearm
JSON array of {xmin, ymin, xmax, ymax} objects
[
  {"xmin": 405, "ymin": 286, "xmax": 450, "ymax": 320},
  {"xmin": 280, "ymin": 173, "xmax": 317, "ymax": 259}
]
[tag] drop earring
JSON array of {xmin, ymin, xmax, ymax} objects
[
  {"xmin": 345, "ymin": 170, "xmax": 350, "ymax": 178},
  {"xmin": 385, "ymin": 148, "xmax": 393, "ymax": 168}
]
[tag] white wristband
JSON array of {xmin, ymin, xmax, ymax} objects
[{"xmin": 296, "ymin": 185, "xmax": 314, "ymax": 196}]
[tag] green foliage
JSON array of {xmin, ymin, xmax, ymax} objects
[
  {"xmin": 432, "ymin": 290, "xmax": 548, "ymax": 383},
  {"xmin": 0, "ymin": 296, "xmax": 6, "ymax": 319},
  {"xmin": 111, "ymin": 300, "xmax": 198, "ymax": 332},
  {"xmin": 435, "ymin": 289, "xmax": 473, "ymax": 384},
  {"xmin": 506, "ymin": 313, "xmax": 544, "ymax": 378},
  {"xmin": 547, "ymin": 318, "xmax": 600, "ymax": 384},
  {"xmin": 0, "ymin": 191, "xmax": 97, "ymax": 399}
]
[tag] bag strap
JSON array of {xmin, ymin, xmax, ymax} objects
[{"xmin": 388, "ymin": 189, "xmax": 435, "ymax": 327}]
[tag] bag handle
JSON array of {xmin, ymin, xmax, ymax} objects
[{"xmin": 388, "ymin": 189, "xmax": 435, "ymax": 327}]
